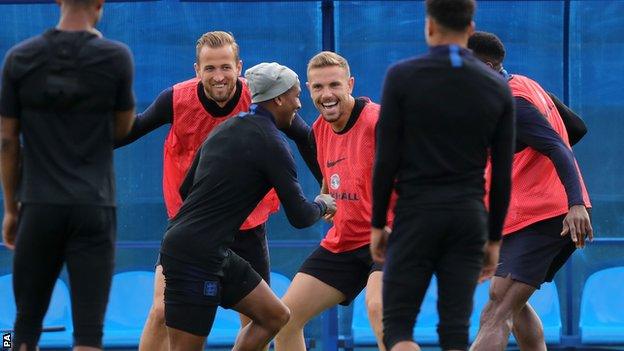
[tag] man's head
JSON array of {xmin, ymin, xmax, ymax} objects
[
  {"xmin": 424, "ymin": 0, "xmax": 476, "ymax": 46},
  {"xmin": 194, "ymin": 31, "xmax": 242, "ymax": 107},
  {"xmin": 56, "ymin": 0, "xmax": 105, "ymax": 25},
  {"xmin": 245, "ymin": 62, "xmax": 301, "ymax": 129},
  {"xmin": 467, "ymin": 31, "xmax": 506, "ymax": 71},
  {"xmin": 306, "ymin": 51, "xmax": 355, "ymax": 128}
]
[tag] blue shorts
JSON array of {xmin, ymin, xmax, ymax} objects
[{"xmin": 495, "ymin": 214, "xmax": 574, "ymax": 288}]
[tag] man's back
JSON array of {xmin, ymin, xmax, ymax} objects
[
  {"xmin": 377, "ymin": 45, "xmax": 513, "ymax": 208},
  {"xmin": 0, "ymin": 29, "xmax": 134, "ymax": 206}
]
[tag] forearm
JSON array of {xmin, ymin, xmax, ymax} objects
[
  {"xmin": 545, "ymin": 146, "xmax": 584, "ymax": 206},
  {"xmin": 1, "ymin": 137, "xmax": 20, "ymax": 213}
]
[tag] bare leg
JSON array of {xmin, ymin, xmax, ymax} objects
[
  {"xmin": 167, "ymin": 327, "xmax": 205, "ymax": 351},
  {"xmin": 512, "ymin": 303, "xmax": 546, "ymax": 351},
  {"xmin": 231, "ymin": 280, "xmax": 290, "ymax": 351},
  {"xmin": 138, "ymin": 265, "xmax": 169, "ymax": 351},
  {"xmin": 365, "ymin": 271, "xmax": 386, "ymax": 351},
  {"xmin": 470, "ymin": 275, "xmax": 535, "ymax": 351},
  {"xmin": 390, "ymin": 341, "xmax": 421, "ymax": 351},
  {"xmin": 239, "ymin": 313, "xmax": 269, "ymax": 351},
  {"xmin": 274, "ymin": 273, "xmax": 345, "ymax": 351}
]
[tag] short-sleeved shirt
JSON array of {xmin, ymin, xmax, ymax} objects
[{"xmin": 0, "ymin": 29, "xmax": 134, "ymax": 206}]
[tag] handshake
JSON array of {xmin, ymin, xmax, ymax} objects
[{"xmin": 314, "ymin": 194, "xmax": 337, "ymax": 221}]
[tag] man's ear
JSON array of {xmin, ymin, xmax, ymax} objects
[{"xmin": 273, "ymin": 96, "xmax": 283, "ymax": 107}]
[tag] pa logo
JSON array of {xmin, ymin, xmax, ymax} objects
[
  {"xmin": 2, "ymin": 332, "xmax": 11, "ymax": 349},
  {"xmin": 330, "ymin": 174, "xmax": 340, "ymax": 190}
]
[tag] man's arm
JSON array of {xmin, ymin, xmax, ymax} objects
[
  {"xmin": 263, "ymin": 136, "xmax": 335, "ymax": 229},
  {"xmin": 370, "ymin": 65, "xmax": 404, "ymax": 263},
  {"xmin": 516, "ymin": 97, "xmax": 592, "ymax": 247},
  {"xmin": 515, "ymin": 97, "xmax": 584, "ymax": 207},
  {"xmin": 480, "ymin": 89, "xmax": 515, "ymax": 282},
  {"xmin": 280, "ymin": 114, "xmax": 322, "ymax": 185},
  {"xmin": 546, "ymin": 92, "xmax": 587, "ymax": 146},
  {"xmin": 113, "ymin": 45, "xmax": 136, "ymax": 142},
  {"xmin": 488, "ymin": 93, "xmax": 515, "ymax": 241},
  {"xmin": 1, "ymin": 117, "xmax": 20, "ymax": 249},
  {"xmin": 1, "ymin": 51, "xmax": 21, "ymax": 249},
  {"xmin": 115, "ymin": 88, "xmax": 174, "ymax": 147},
  {"xmin": 372, "ymin": 65, "xmax": 403, "ymax": 230}
]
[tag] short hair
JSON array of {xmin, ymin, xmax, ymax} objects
[
  {"xmin": 63, "ymin": 0, "xmax": 99, "ymax": 7},
  {"xmin": 307, "ymin": 51, "xmax": 351, "ymax": 78},
  {"xmin": 467, "ymin": 31, "xmax": 506, "ymax": 67},
  {"xmin": 195, "ymin": 31, "xmax": 240, "ymax": 64},
  {"xmin": 426, "ymin": 0, "xmax": 476, "ymax": 32}
]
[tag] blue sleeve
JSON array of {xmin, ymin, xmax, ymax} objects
[
  {"xmin": 515, "ymin": 97, "xmax": 584, "ymax": 206},
  {"xmin": 281, "ymin": 114, "xmax": 322, "ymax": 184},
  {"xmin": 488, "ymin": 88, "xmax": 515, "ymax": 241},
  {"xmin": 262, "ymin": 131, "xmax": 323, "ymax": 228},
  {"xmin": 114, "ymin": 45, "xmax": 135, "ymax": 112},
  {"xmin": 372, "ymin": 64, "xmax": 403, "ymax": 228},
  {"xmin": 115, "ymin": 87, "xmax": 173, "ymax": 147}
]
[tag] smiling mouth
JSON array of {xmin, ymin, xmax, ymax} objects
[{"xmin": 322, "ymin": 101, "xmax": 338, "ymax": 108}]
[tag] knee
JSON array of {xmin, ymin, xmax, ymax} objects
[
  {"xmin": 366, "ymin": 298, "xmax": 383, "ymax": 331},
  {"xmin": 266, "ymin": 305, "xmax": 291, "ymax": 334},
  {"xmin": 147, "ymin": 299, "xmax": 166, "ymax": 325}
]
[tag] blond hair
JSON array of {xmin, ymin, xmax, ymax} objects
[
  {"xmin": 307, "ymin": 51, "xmax": 350, "ymax": 77},
  {"xmin": 195, "ymin": 31, "xmax": 240, "ymax": 63}
]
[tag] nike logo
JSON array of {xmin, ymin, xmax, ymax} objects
[{"xmin": 327, "ymin": 157, "xmax": 347, "ymax": 168}]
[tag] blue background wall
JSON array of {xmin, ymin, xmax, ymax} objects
[{"xmin": 1, "ymin": 0, "xmax": 623, "ymax": 347}]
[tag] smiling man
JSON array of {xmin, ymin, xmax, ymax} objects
[
  {"xmin": 275, "ymin": 51, "xmax": 394, "ymax": 351},
  {"xmin": 115, "ymin": 31, "xmax": 313, "ymax": 351}
]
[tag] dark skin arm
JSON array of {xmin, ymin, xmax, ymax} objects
[{"xmin": 1, "ymin": 117, "xmax": 20, "ymax": 250}]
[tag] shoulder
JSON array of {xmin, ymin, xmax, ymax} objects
[
  {"xmin": 3, "ymin": 34, "xmax": 47, "ymax": 63},
  {"xmin": 173, "ymin": 77, "xmax": 200, "ymax": 91}
]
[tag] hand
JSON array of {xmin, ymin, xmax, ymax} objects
[
  {"xmin": 315, "ymin": 194, "xmax": 337, "ymax": 217},
  {"xmin": 370, "ymin": 226, "xmax": 391, "ymax": 264},
  {"xmin": 2, "ymin": 211, "xmax": 19, "ymax": 250},
  {"xmin": 479, "ymin": 240, "xmax": 501, "ymax": 283},
  {"xmin": 561, "ymin": 205, "xmax": 593, "ymax": 249}
]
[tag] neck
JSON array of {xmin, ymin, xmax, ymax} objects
[
  {"xmin": 57, "ymin": 5, "xmax": 96, "ymax": 32},
  {"xmin": 428, "ymin": 35, "xmax": 468, "ymax": 48},
  {"xmin": 330, "ymin": 95, "xmax": 356, "ymax": 132}
]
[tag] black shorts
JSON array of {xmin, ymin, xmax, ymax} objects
[
  {"xmin": 156, "ymin": 224, "xmax": 270, "ymax": 284},
  {"xmin": 298, "ymin": 245, "xmax": 382, "ymax": 306},
  {"xmin": 495, "ymin": 214, "xmax": 575, "ymax": 288},
  {"xmin": 161, "ymin": 251, "xmax": 262, "ymax": 336}
]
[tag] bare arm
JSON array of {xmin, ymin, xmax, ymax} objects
[
  {"xmin": 1, "ymin": 117, "xmax": 20, "ymax": 249},
  {"xmin": 114, "ymin": 109, "xmax": 135, "ymax": 142}
]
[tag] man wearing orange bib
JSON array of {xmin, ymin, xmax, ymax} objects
[
  {"xmin": 274, "ymin": 52, "xmax": 394, "ymax": 351},
  {"xmin": 468, "ymin": 32, "xmax": 593, "ymax": 351},
  {"xmin": 115, "ymin": 31, "xmax": 312, "ymax": 351}
]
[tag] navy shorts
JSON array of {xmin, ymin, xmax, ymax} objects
[
  {"xmin": 161, "ymin": 250, "xmax": 262, "ymax": 336},
  {"xmin": 495, "ymin": 214, "xmax": 574, "ymax": 288},
  {"xmin": 298, "ymin": 245, "xmax": 382, "ymax": 306},
  {"xmin": 156, "ymin": 224, "xmax": 270, "ymax": 284}
]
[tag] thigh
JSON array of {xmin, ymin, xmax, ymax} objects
[
  {"xmin": 496, "ymin": 215, "xmax": 570, "ymax": 288},
  {"xmin": 435, "ymin": 210, "xmax": 488, "ymax": 328},
  {"xmin": 220, "ymin": 250, "xmax": 264, "ymax": 308},
  {"xmin": 65, "ymin": 206, "xmax": 116, "ymax": 326},
  {"xmin": 298, "ymin": 245, "xmax": 371, "ymax": 305},
  {"xmin": 281, "ymin": 272, "xmax": 345, "ymax": 326},
  {"xmin": 160, "ymin": 254, "xmax": 221, "ymax": 336},
  {"xmin": 230, "ymin": 224, "xmax": 271, "ymax": 284},
  {"xmin": 383, "ymin": 209, "xmax": 438, "ymax": 319},
  {"xmin": 13, "ymin": 205, "xmax": 67, "ymax": 317}
]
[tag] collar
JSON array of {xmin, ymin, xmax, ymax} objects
[{"xmin": 247, "ymin": 104, "xmax": 277, "ymax": 126}]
